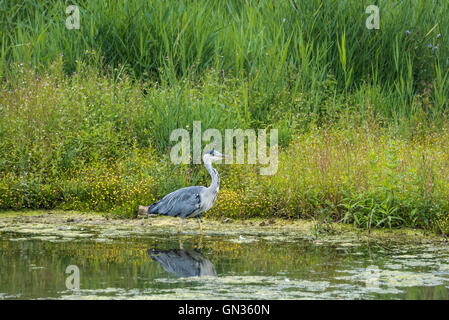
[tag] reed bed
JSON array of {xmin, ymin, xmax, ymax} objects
[{"xmin": 1, "ymin": 0, "xmax": 448, "ymax": 233}]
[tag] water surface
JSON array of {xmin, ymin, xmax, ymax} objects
[{"xmin": 1, "ymin": 221, "xmax": 448, "ymax": 299}]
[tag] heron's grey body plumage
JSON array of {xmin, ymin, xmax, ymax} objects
[
  {"xmin": 148, "ymin": 186, "xmax": 205, "ymax": 218},
  {"xmin": 146, "ymin": 149, "xmax": 227, "ymax": 234}
]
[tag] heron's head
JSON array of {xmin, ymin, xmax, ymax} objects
[{"xmin": 203, "ymin": 149, "xmax": 230, "ymax": 163}]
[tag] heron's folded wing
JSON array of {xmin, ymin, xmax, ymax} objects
[{"xmin": 151, "ymin": 186, "xmax": 203, "ymax": 217}]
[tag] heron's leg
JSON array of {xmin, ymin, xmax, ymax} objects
[
  {"xmin": 196, "ymin": 235, "xmax": 203, "ymax": 249},
  {"xmin": 197, "ymin": 217, "xmax": 203, "ymax": 235},
  {"xmin": 178, "ymin": 218, "xmax": 184, "ymax": 233}
]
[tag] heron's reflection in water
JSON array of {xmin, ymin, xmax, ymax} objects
[{"xmin": 148, "ymin": 243, "xmax": 216, "ymax": 277}]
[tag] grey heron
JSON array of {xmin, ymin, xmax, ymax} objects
[
  {"xmin": 147, "ymin": 149, "xmax": 229, "ymax": 234},
  {"xmin": 148, "ymin": 248, "xmax": 216, "ymax": 277}
]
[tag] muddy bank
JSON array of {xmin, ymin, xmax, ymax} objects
[{"xmin": 0, "ymin": 210, "xmax": 445, "ymax": 244}]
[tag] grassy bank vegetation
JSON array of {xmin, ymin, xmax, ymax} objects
[{"xmin": 1, "ymin": 0, "xmax": 448, "ymax": 234}]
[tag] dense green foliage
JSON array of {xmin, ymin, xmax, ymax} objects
[
  {"xmin": 2, "ymin": 0, "xmax": 448, "ymax": 122},
  {"xmin": 0, "ymin": 0, "xmax": 448, "ymax": 234}
]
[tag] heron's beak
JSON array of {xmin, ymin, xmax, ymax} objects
[{"xmin": 221, "ymin": 154, "xmax": 231, "ymax": 159}]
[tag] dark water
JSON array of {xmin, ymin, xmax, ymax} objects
[{"xmin": 1, "ymin": 225, "xmax": 449, "ymax": 299}]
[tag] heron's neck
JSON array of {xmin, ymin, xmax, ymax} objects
[{"xmin": 204, "ymin": 160, "xmax": 219, "ymax": 192}]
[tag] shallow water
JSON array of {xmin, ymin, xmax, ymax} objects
[{"xmin": 1, "ymin": 221, "xmax": 449, "ymax": 299}]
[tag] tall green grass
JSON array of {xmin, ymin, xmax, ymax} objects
[{"xmin": 1, "ymin": 0, "xmax": 448, "ymax": 123}]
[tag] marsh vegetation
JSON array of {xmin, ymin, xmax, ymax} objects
[{"xmin": 0, "ymin": 0, "xmax": 449, "ymax": 234}]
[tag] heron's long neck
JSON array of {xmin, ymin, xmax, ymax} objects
[{"xmin": 204, "ymin": 160, "xmax": 219, "ymax": 192}]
